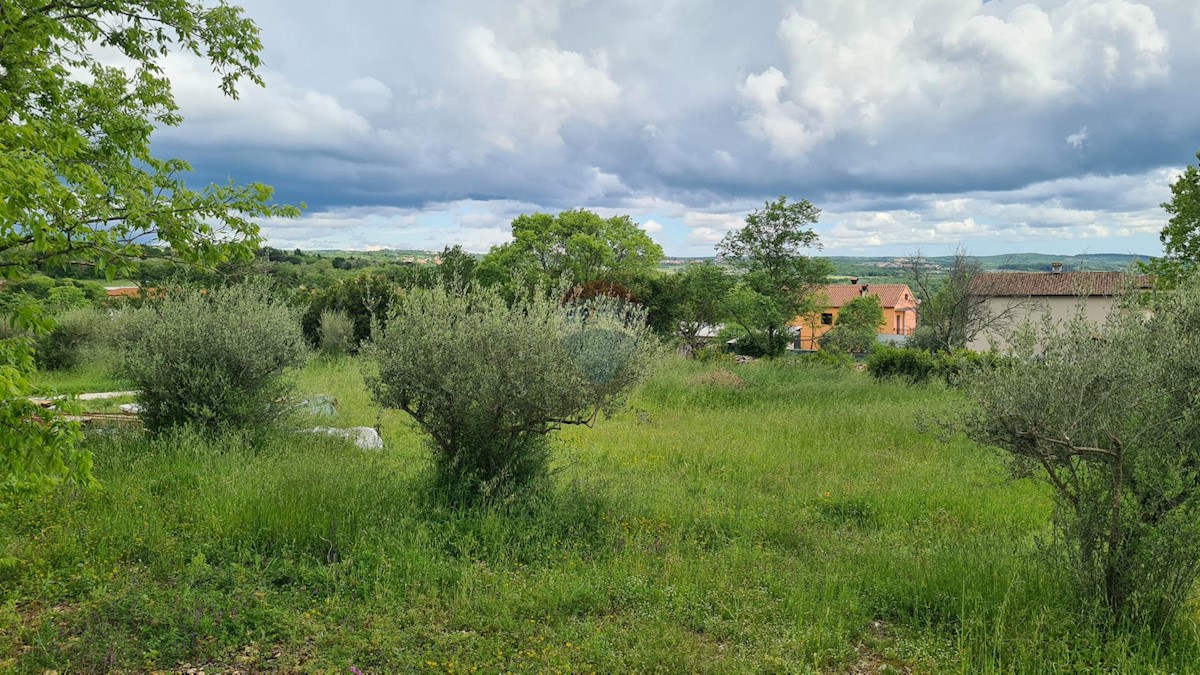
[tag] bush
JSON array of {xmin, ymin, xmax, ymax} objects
[
  {"xmin": 818, "ymin": 326, "xmax": 876, "ymax": 354},
  {"xmin": 115, "ymin": 283, "xmax": 308, "ymax": 433},
  {"xmin": 317, "ymin": 309, "xmax": 355, "ymax": 356},
  {"xmin": 933, "ymin": 348, "xmax": 1005, "ymax": 383},
  {"xmin": 301, "ymin": 274, "xmax": 398, "ymax": 350},
  {"xmin": 36, "ymin": 307, "xmax": 108, "ymax": 371},
  {"xmin": 693, "ymin": 343, "xmax": 735, "ymax": 364},
  {"xmin": 794, "ymin": 348, "xmax": 854, "ymax": 369},
  {"xmin": 868, "ymin": 346, "xmax": 1002, "ymax": 384},
  {"xmin": 958, "ymin": 287, "xmax": 1200, "ymax": 630},
  {"xmin": 367, "ymin": 285, "xmax": 656, "ymax": 501},
  {"xmin": 867, "ymin": 345, "xmax": 938, "ymax": 383}
]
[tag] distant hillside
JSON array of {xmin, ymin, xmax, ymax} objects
[
  {"xmin": 822, "ymin": 253, "xmax": 1149, "ymax": 274},
  {"xmin": 298, "ymin": 248, "xmax": 1153, "ymax": 276}
]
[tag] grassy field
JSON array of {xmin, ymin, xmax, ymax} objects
[{"xmin": 4, "ymin": 357, "xmax": 1198, "ymax": 672}]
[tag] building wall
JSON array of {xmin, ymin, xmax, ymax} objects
[
  {"xmin": 966, "ymin": 296, "xmax": 1117, "ymax": 351},
  {"xmin": 794, "ymin": 306, "xmax": 917, "ymax": 350}
]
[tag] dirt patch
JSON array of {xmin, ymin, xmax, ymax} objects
[
  {"xmin": 844, "ymin": 621, "xmax": 911, "ymax": 674},
  {"xmin": 688, "ymin": 370, "xmax": 746, "ymax": 389}
]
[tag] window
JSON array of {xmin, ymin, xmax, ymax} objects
[{"xmin": 821, "ymin": 313, "xmax": 833, "ymax": 325}]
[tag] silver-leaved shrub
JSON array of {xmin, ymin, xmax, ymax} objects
[
  {"xmin": 116, "ymin": 282, "xmax": 307, "ymax": 434},
  {"xmin": 367, "ymin": 285, "xmax": 656, "ymax": 500}
]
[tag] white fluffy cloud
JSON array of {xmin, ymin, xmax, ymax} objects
[
  {"xmin": 150, "ymin": 0, "xmax": 1200, "ymax": 256},
  {"xmin": 740, "ymin": 0, "xmax": 1169, "ymax": 157},
  {"xmin": 461, "ymin": 27, "xmax": 620, "ymax": 148}
]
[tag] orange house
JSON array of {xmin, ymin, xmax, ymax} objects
[{"xmin": 792, "ymin": 281, "xmax": 918, "ymax": 350}]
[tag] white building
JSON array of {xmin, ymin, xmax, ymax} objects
[{"xmin": 966, "ymin": 266, "xmax": 1152, "ymax": 351}]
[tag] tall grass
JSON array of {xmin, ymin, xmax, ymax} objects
[{"xmin": 2, "ymin": 357, "xmax": 1197, "ymax": 671}]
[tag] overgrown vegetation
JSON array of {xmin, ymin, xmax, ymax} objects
[
  {"xmin": 115, "ymin": 283, "xmax": 307, "ymax": 434},
  {"xmin": 34, "ymin": 307, "xmax": 110, "ymax": 371},
  {"xmin": 867, "ymin": 345, "xmax": 1002, "ymax": 384},
  {"xmin": 317, "ymin": 308, "xmax": 355, "ymax": 356},
  {"xmin": 958, "ymin": 285, "xmax": 1200, "ymax": 631},
  {"xmin": 820, "ymin": 293, "xmax": 884, "ymax": 354},
  {"xmin": 6, "ymin": 357, "xmax": 1198, "ymax": 671},
  {"xmin": 366, "ymin": 286, "xmax": 656, "ymax": 500}
]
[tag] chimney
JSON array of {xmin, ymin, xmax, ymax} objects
[
  {"xmin": 849, "ymin": 277, "xmax": 859, "ymax": 285},
  {"xmin": 860, "ymin": 284, "xmax": 869, "ymax": 296},
  {"xmin": 1051, "ymin": 261, "xmax": 1064, "ymax": 274}
]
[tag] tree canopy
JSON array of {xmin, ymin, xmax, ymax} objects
[
  {"xmin": 478, "ymin": 209, "xmax": 663, "ymax": 289},
  {"xmin": 1, "ymin": 0, "xmax": 295, "ymax": 492},
  {"xmin": 820, "ymin": 294, "xmax": 883, "ymax": 354},
  {"xmin": 718, "ymin": 196, "xmax": 832, "ymax": 356},
  {"xmin": 1143, "ymin": 152, "xmax": 1200, "ymax": 286}
]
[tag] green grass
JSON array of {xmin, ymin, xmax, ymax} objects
[
  {"xmin": 3, "ymin": 357, "xmax": 1198, "ymax": 672},
  {"xmin": 30, "ymin": 351, "xmax": 129, "ymax": 395}
]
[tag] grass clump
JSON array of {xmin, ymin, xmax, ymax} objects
[
  {"xmin": 317, "ymin": 308, "xmax": 355, "ymax": 356},
  {"xmin": 686, "ymin": 369, "xmax": 745, "ymax": 389},
  {"xmin": 34, "ymin": 307, "xmax": 110, "ymax": 371},
  {"xmin": 114, "ymin": 282, "xmax": 307, "ymax": 433}
]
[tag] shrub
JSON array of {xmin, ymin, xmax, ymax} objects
[
  {"xmin": 868, "ymin": 346, "xmax": 1002, "ymax": 384},
  {"xmin": 867, "ymin": 345, "xmax": 938, "ymax": 383},
  {"xmin": 795, "ymin": 348, "xmax": 855, "ymax": 369},
  {"xmin": 693, "ymin": 343, "xmax": 735, "ymax": 364},
  {"xmin": 36, "ymin": 307, "xmax": 107, "ymax": 371},
  {"xmin": 301, "ymin": 273, "xmax": 398, "ymax": 350},
  {"xmin": 367, "ymin": 285, "xmax": 656, "ymax": 500},
  {"xmin": 958, "ymin": 287, "xmax": 1200, "ymax": 630},
  {"xmin": 115, "ymin": 283, "xmax": 307, "ymax": 433},
  {"xmin": 317, "ymin": 309, "xmax": 355, "ymax": 356},
  {"xmin": 933, "ymin": 348, "xmax": 1005, "ymax": 383},
  {"xmin": 818, "ymin": 326, "xmax": 876, "ymax": 354}
]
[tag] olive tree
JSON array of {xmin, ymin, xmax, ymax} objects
[
  {"xmin": 958, "ymin": 284, "xmax": 1200, "ymax": 629},
  {"xmin": 116, "ymin": 283, "xmax": 307, "ymax": 434},
  {"xmin": 367, "ymin": 286, "xmax": 657, "ymax": 500}
]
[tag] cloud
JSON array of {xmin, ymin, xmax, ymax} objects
[
  {"xmin": 683, "ymin": 212, "xmax": 744, "ymax": 232},
  {"xmin": 738, "ymin": 0, "xmax": 1169, "ymax": 158},
  {"xmin": 688, "ymin": 227, "xmax": 726, "ymax": 246},
  {"xmin": 641, "ymin": 219, "xmax": 664, "ymax": 234},
  {"xmin": 1067, "ymin": 127, "xmax": 1090, "ymax": 150},
  {"xmin": 147, "ymin": 0, "xmax": 1200, "ymax": 256}
]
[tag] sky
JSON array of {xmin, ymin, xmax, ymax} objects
[{"xmin": 151, "ymin": 0, "xmax": 1200, "ymax": 257}]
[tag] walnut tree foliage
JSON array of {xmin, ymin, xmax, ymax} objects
[
  {"xmin": 717, "ymin": 196, "xmax": 832, "ymax": 357},
  {"xmin": 1142, "ymin": 152, "xmax": 1200, "ymax": 287},
  {"xmin": 820, "ymin": 294, "xmax": 883, "ymax": 354},
  {"xmin": 366, "ymin": 285, "xmax": 657, "ymax": 501},
  {"xmin": 476, "ymin": 209, "xmax": 664, "ymax": 291},
  {"xmin": 958, "ymin": 284, "xmax": 1200, "ymax": 630},
  {"xmin": 0, "ymin": 0, "xmax": 298, "ymax": 492}
]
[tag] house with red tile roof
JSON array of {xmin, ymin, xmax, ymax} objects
[{"xmin": 792, "ymin": 281, "xmax": 918, "ymax": 351}]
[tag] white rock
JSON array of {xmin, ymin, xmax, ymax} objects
[
  {"xmin": 304, "ymin": 426, "xmax": 384, "ymax": 450},
  {"xmin": 119, "ymin": 403, "xmax": 142, "ymax": 413}
]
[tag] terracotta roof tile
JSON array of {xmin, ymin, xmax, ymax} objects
[
  {"xmin": 820, "ymin": 283, "xmax": 916, "ymax": 308},
  {"xmin": 968, "ymin": 272, "xmax": 1152, "ymax": 297}
]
